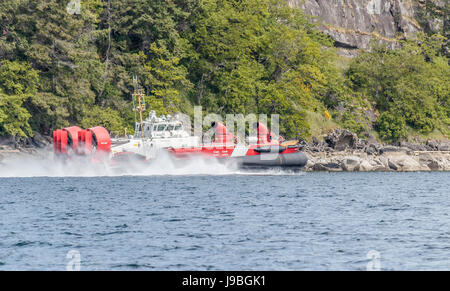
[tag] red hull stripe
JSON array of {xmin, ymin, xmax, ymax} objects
[{"xmin": 169, "ymin": 143, "xmax": 298, "ymax": 158}]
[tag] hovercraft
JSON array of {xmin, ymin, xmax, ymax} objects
[{"xmin": 52, "ymin": 120, "xmax": 307, "ymax": 169}]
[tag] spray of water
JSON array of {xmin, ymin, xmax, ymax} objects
[{"xmin": 0, "ymin": 149, "xmax": 304, "ymax": 177}]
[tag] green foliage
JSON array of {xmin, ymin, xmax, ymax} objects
[
  {"xmin": 340, "ymin": 112, "xmax": 367, "ymax": 136},
  {"xmin": 0, "ymin": 93, "xmax": 32, "ymax": 137},
  {"xmin": 348, "ymin": 33, "xmax": 449, "ymax": 141},
  {"xmin": 0, "ymin": 60, "xmax": 38, "ymax": 137},
  {"xmin": 140, "ymin": 43, "xmax": 193, "ymax": 113},
  {"xmin": 0, "ymin": 60, "xmax": 38, "ymax": 95},
  {"xmin": 80, "ymin": 106, "xmax": 124, "ymax": 136},
  {"xmin": 376, "ymin": 111, "xmax": 407, "ymax": 142},
  {"xmin": 24, "ymin": 93, "xmax": 70, "ymax": 134}
]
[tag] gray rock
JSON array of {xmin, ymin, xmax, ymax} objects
[
  {"xmin": 312, "ymin": 136, "xmax": 320, "ymax": 145},
  {"xmin": 307, "ymin": 149, "xmax": 450, "ymax": 172},
  {"xmin": 437, "ymin": 143, "xmax": 450, "ymax": 151},
  {"xmin": 426, "ymin": 140, "xmax": 439, "ymax": 151},
  {"xmin": 379, "ymin": 146, "xmax": 411, "ymax": 154},
  {"xmin": 387, "ymin": 155, "xmax": 428, "ymax": 171},
  {"xmin": 359, "ymin": 159, "xmax": 374, "ymax": 171},
  {"xmin": 324, "ymin": 146, "xmax": 335, "ymax": 152},
  {"xmin": 356, "ymin": 139, "xmax": 368, "ymax": 150},
  {"xmin": 312, "ymin": 162, "xmax": 342, "ymax": 172},
  {"xmin": 341, "ymin": 157, "xmax": 361, "ymax": 171},
  {"xmin": 399, "ymin": 141, "xmax": 428, "ymax": 152},
  {"xmin": 365, "ymin": 143, "xmax": 380, "ymax": 155},
  {"xmin": 388, "ymin": 159, "xmax": 399, "ymax": 171},
  {"xmin": 425, "ymin": 140, "xmax": 450, "ymax": 151},
  {"xmin": 325, "ymin": 128, "xmax": 358, "ymax": 151},
  {"xmin": 427, "ymin": 159, "xmax": 441, "ymax": 171},
  {"xmin": 291, "ymin": 0, "xmax": 447, "ymax": 56},
  {"xmin": 31, "ymin": 132, "xmax": 51, "ymax": 148},
  {"xmin": 419, "ymin": 153, "xmax": 445, "ymax": 170}
]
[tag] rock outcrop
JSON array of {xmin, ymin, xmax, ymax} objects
[
  {"xmin": 289, "ymin": 0, "xmax": 447, "ymax": 56},
  {"xmin": 305, "ymin": 150, "xmax": 450, "ymax": 172},
  {"xmin": 303, "ymin": 128, "xmax": 450, "ymax": 172},
  {"xmin": 324, "ymin": 129, "xmax": 358, "ymax": 151},
  {"xmin": 0, "ymin": 134, "xmax": 52, "ymax": 158}
]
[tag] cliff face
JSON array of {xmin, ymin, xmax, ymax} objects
[{"xmin": 289, "ymin": 0, "xmax": 448, "ymax": 56}]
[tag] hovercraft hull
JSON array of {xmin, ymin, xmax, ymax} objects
[{"xmin": 237, "ymin": 151, "xmax": 308, "ymax": 168}]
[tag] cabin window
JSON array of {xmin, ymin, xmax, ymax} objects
[
  {"xmin": 174, "ymin": 124, "xmax": 182, "ymax": 130},
  {"xmin": 157, "ymin": 124, "xmax": 166, "ymax": 131},
  {"xmin": 167, "ymin": 125, "xmax": 174, "ymax": 131}
]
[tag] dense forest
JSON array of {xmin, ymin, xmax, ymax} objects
[{"xmin": 0, "ymin": 0, "xmax": 449, "ymax": 142}]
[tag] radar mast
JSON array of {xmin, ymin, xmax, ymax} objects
[{"xmin": 132, "ymin": 76, "xmax": 146, "ymax": 139}]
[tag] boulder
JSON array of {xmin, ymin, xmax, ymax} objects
[
  {"xmin": 31, "ymin": 132, "xmax": 51, "ymax": 148},
  {"xmin": 305, "ymin": 158, "xmax": 315, "ymax": 171},
  {"xmin": 355, "ymin": 138, "xmax": 368, "ymax": 150},
  {"xmin": 388, "ymin": 159, "xmax": 399, "ymax": 171},
  {"xmin": 437, "ymin": 142, "xmax": 450, "ymax": 151},
  {"xmin": 426, "ymin": 159, "xmax": 441, "ymax": 171},
  {"xmin": 312, "ymin": 162, "xmax": 342, "ymax": 172},
  {"xmin": 365, "ymin": 143, "xmax": 380, "ymax": 155},
  {"xmin": 387, "ymin": 155, "xmax": 428, "ymax": 172},
  {"xmin": 399, "ymin": 141, "xmax": 428, "ymax": 152},
  {"xmin": 426, "ymin": 140, "xmax": 439, "ymax": 151},
  {"xmin": 418, "ymin": 152, "xmax": 450, "ymax": 171},
  {"xmin": 370, "ymin": 157, "xmax": 387, "ymax": 171},
  {"xmin": 325, "ymin": 129, "xmax": 358, "ymax": 151},
  {"xmin": 425, "ymin": 140, "xmax": 450, "ymax": 151},
  {"xmin": 379, "ymin": 146, "xmax": 411, "ymax": 154},
  {"xmin": 341, "ymin": 157, "xmax": 361, "ymax": 172},
  {"xmin": 358, "ymin": 160, "xmax": 372, "ymax": 171}
]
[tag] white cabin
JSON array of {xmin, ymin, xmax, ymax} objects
[{"xmin": 111, "ymin": 111, "xmax": 200, "ymax": 159}]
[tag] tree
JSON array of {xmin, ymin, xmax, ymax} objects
[
  {"xmin": 376, "ymin": 111, "xmax": 407, "ymax": 142},
  {"xmin": 348, "ymin": 33, "xmax": 450, "ymax": 141},
  {"xmin": 0, "ymin": 60, "xmax": 38, "ymax": 137},
  {"xmin": 139, "ymin": 43, "xmax": 192, "ymax": 113}
]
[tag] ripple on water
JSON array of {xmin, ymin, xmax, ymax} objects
[{"xmin": 0, "ymin": 172, "xmax": 449, "ymax": 270}]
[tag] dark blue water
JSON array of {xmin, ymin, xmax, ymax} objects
[{"xmin": 0, "ymin": 172, "xmax": 449, "ymax": 270}]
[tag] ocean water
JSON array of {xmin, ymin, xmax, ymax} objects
[{"xmin": 0, "ymin": 171, "xmax": 449, "ymax": 270}]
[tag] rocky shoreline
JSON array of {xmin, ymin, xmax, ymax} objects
[
  {"xmin": 1, "ymin": 129, "xmax": 450, "ymax": 172},
  {"xmin": 301, "ymin": 129, "xmax": 450, "ymax": 172},
  {"xmin": 0, "ymin": 133, "xmax": 52, "ymax": 163}
]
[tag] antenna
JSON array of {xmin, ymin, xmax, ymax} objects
[{"xmin": 132, "ymin": 75, "xmax": 146, "ymax": 139}]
